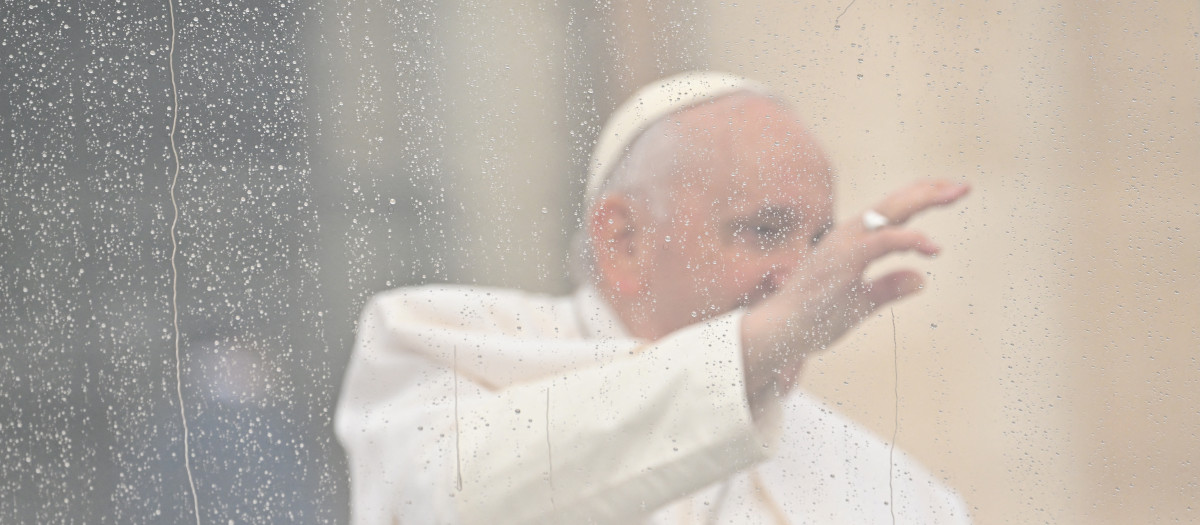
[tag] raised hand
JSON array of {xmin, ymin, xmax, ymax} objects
[{"xmin": 740, "ymin": 179, "xmax": 970, "ymax": 404}]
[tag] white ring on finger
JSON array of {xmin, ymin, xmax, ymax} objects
[{"xmin": 862, "ymin": 209, "xmax": 890, "ymax": 232}]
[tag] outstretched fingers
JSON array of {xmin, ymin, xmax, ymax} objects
[
  {"xmin": 822, "ymin": 178, "xmax": 967, "ymax": 273},
  {"xmin": 862, "ymin": 228, "xmax": 940, "ymax": 261},
  {"xmin": 869, "ymin": 179, "xmax": 970, "ymax": 227},
  {"xmin": 818, "ymin": 226, "xmax": 939, "ymax": 274}
]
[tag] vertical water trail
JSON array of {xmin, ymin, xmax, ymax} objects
[
  {"xmin": 166, "ymin": 0, "xmax": 202, "ymax": 523},
  {"xmin": 454, "ymin": 345, "xmax": 463, "ymax": 491},
  {"xmin": 834, "ymin": 0, "xmax": 858, "ymax": 29},
  {"xmin": 545, "ymin": 388, "xmax": 555, "ymax": 511},
  {"xmin": 889, "ymin": 308, "xmax": 898, "ymax": 525}
]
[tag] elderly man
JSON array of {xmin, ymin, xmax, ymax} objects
[{"xmin": 336, "ymin": 72, "xmax": 971, "ymax": 524}]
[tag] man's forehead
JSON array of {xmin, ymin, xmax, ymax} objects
[
  {"xmin": 661, "ymin": 98, "xmax": 832, "ymax": 188},
  {"xmin": 662, "ymin": 96, "xmax": 826, "ymax": 163}
]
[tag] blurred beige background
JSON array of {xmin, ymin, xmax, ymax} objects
[{"xmin": 316, "ymin": 1, "xmax": 1199, "ymax": 522}]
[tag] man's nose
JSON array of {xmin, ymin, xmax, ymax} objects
[
  {"xmin": 762, "ymin": 250, "xmax": 797, "ymax": 289},
  {"xmin": 763, "ymin": 232, "xmax": 816, "ymax": 286}
]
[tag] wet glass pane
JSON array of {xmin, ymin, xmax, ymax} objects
[{"xmin": 2, "ymin": 1, "xmax": 1197, "ymax": 523}]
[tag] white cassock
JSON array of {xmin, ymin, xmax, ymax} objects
[{"xmin": 335, "ymin": 284, "xmax": 971, "ymax": 525}]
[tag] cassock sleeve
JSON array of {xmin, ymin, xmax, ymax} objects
[{"xmin": 335, "ymin": 289, "xmax": 782, "ymax": 525}]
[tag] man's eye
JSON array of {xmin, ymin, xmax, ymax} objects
[
  {"xmin": 735, "ymin": 224, "xmax": 788, "ymax": 249},
  {"xmin": 810, "ymin": 222, "xmax": 833, "ymax": 246},
  {"xmin": 754, "ymin": 225, "xmax": 781, "ymax": 239}
]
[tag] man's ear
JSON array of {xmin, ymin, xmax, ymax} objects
[{"xmin": 589, "ymin": 194, "xmax": 644, "ymax": 297}]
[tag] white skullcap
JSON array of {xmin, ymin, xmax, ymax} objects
[{"xmin": 585, "ymin": 70, "xmax": 771, "ymax": 203}]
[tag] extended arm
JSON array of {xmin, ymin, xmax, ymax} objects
[{"xmin": 336, "ymin": 289, "xmax": 780, "ymax": 525}]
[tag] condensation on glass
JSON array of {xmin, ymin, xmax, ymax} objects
[{"xmin": 1, "ymin": 1, "xmax": 1196, "ymax": 524}]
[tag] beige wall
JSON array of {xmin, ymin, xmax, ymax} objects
[
  {"xmin": 705, "ymin": 1, "xmax": 1199, "ymax": 523},
  {"xmin": 1059, "ymin": 2, "xmax": 1200, "ymax": 522}
]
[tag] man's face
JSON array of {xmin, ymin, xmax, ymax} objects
[{"xmin": 636, "ymin": 96, "xmax": 834, "ymax": 335}]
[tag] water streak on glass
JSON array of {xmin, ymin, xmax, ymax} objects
[{"xmin": 165, "ymin": 0, "xmax": 201, "ymax": 523}]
